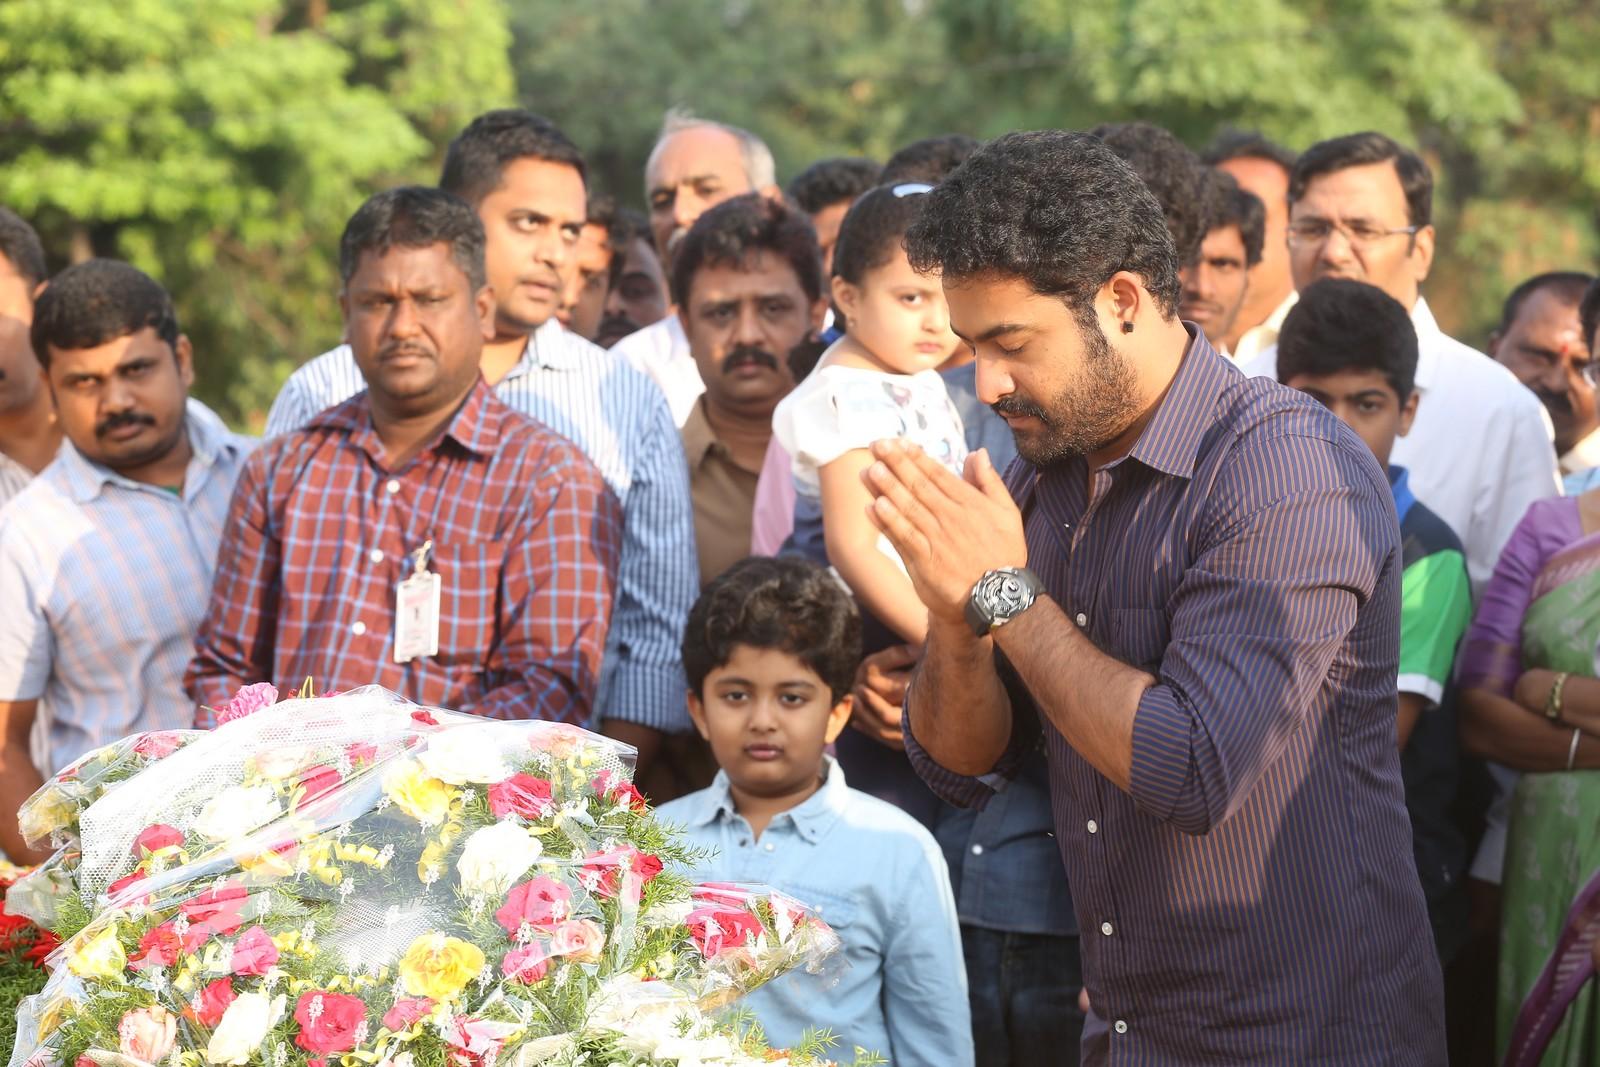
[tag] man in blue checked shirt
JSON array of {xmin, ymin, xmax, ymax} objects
[
  {"xmin": 0, "ymin": 260, "xmax": 253, "ymax": 863},
  {"xmin": 264, "ymin": 110, "xmax": 699, "ymax": 788}
]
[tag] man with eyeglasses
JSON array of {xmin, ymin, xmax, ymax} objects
[{"xmin": 1239, "ymin": 131, "xmax": 1559, "ymax": 597}]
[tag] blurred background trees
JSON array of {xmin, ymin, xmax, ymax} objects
[{"xmin": 2, "ymin": 0, "xmax": 1595, "ymax": 427}]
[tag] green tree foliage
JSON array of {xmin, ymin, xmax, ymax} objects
[
  {"xmin": 2, "ymin": 0, "xmax": 1595, "ymax": 424},
  {"xmin": 0, "ymin": 0, "xmax": 512, "ymax": 427}
]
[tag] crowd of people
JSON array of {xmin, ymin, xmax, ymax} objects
[{"xmin": 0, "ymin": 104, "xmax": 1598, "ymax": 1065}]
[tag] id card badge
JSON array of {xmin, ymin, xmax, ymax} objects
[{"xmin": 394, "ymin": 539, "xmax": 441, "ymax": 664}]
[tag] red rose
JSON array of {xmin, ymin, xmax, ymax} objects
[
  {"xmin": 494, "ymin": 876, "xmax": 571, "ymax": 936},
  {"xmin": 230, "ymin": 926, "xmax": 279, "ymax": 976},
  {"xmin": 107, "ymin": 872, "xmax": 151, "ymax": 906},
  {"xmin": 133, "ymin": 733, "xmax": 185, "ymax": 760},
  {"xmin": 293, "ymin": 991, "xmax": 367, "ymax": 1054},
  {"xmin": 381, "ymin": 996, "xmax": 434, "ymax": 1031},
  {"xmin": 592, "ymin": 770, "xmax": 648, "ymax": 813},
  {"xmin": 499, "ymin": 944, "xmax": 551, "ymax": 984},
  {"xmin": 487, "ymin": 774, "xmax": 554, "ymax": 821},
  {"xmin": 130, "ymin": 923, "xmax": 183, "ymax": 969},
  {"xmin": 580, "ymin": 847, "xmax": 662, "ymax": 900},
  {"xmin": 185, "ymin": 978, "xmax": 236, "ymax": 1028},
  {"xmin": 686, "ymin": 906, "xmax": 765, "ymax": 958},
  {"xmin": 134, "ymin": 824, "xmax": 186, "ymax": 857},
  {"xmin": 23, "ymin": 930, "xmax": 60, "ymax": 968},
  {"xmin": 180, "ymin": 883, "xmax": 249, "ymax": 940},
  {"xmin": 345, "ymin": 742, "xmax": 379, "ymax": 767},
  {"xmin": 296, "ymin": 765, "xmax": 342, "ymax": 804}
]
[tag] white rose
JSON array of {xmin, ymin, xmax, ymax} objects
[
  {"xmin": 416, "ymin": 725, "xmax": 510, "ymax": 785},
  {"xmin": 205, "ymin": 992, "xmax": 284, "ymax": 1065},
  {"xmin": 456, "ymin": 821, "xmax": 541, "ymax": 896},
  {"xmin": 254, "ymin": 746, "xmax": 309, "ymax": 780},
  {"xmin": 193, "ymin": 784, "xmax": 282, "ymax": 842}
]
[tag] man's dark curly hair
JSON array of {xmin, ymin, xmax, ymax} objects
[
  {"xmin": 440, "ymin": 109, "xmax": 586, "ymax": 208},
  {"xmin": 1090, "ymin": 121, "xmax": 1211, "ymax": 267},
  {"xmin": 1581, "ymin": 278, "xmax": 1600, "ymax": 353},
  {"xmin": 0, "ymin": 208, "xmax": 47, "ymax": 289},
  {"xmin": 682, "ymin": 556, "xmax": 861, "ymax": 703},
  {"xmin": 31, "ymin": 259, "xmax": 179, "ymax": 368},
  {"xmin": 787, "ymin": 157, "xmax": 882, "ymax": 216},
  {"xmin": 904, "ymin": 130, "xmax": 1181, "ymax": 319},
  {"xmin": 1202, "ymin": 128, "xmax": 1298, "ymax": 172},
  {"xmin": 669, "ymin": 193, "xmax": 823, "ymax": 308},
  {"xmin": 880, "ymin": 134, "xmax": 980, "ymax": 185}
]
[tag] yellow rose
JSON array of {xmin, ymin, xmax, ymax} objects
[
  {"xmin": 67, "ymin": 924, "xmax": 127, "ymax": 980},
  {"xmin": 382, "ymin": 761, "xmax": 456, "ymax": 825},
  {"xmin": 19, "ymin": 787, "xmax": 75, "ymax": 843},
  {"xmin": 397, "ymin": 933, "xmax": 485, "ymax": 1001}
]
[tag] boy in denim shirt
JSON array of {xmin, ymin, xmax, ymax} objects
[{"xmin": 657, "ymin": 557, "xmax": 973, "ymax": 1065}]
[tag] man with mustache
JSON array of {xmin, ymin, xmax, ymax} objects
[
  {"xmin": 673, "ymin": 193, "xmax": 827, "ymax": 589},
  {"xmin": 188, "ymin": 187, "xmax": 620, "ymax": 727},
  {"xmin": 0, "ymin": 208, "xmax": 60, "ymax": 510},
  {"xmin": 263, "ymin": 111, "xmax": 695, "ymax": 782},
  {"xmin": 613, "ymin": 111, "xmax": 783, "ymax": 427},
  {"xmin": 1179, "ymin": 170, "xmax": 1264, "ymax": 357},
  {"xmin": 1487, "ymin": 271, "xmax": 1598, "ymax": 486},
  {"xmin": 862, "ymin": 131, "xmax": 1445, "ymax": 1063},
  {"xmin": 0, "ymin": 259, "xmax": 253, "ymax": 863},
  {"xmin": 595, "ymin": 205, "xmax": 669, "ymax": 349}
]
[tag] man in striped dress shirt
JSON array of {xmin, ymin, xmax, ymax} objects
[
  {"xmin": 864, "ymin": 131, "xmax": 1445, "ymax": 1063},
  {"xmin": 189, "ymin": 187, "xmax": 620, "ymax": 727},
  {"xmin": 0, "ymin": 260, "xmax": 253, "ymax": 863},
  {"xmin": 263, "ymin": 111, "xmax": 697, "ymax": 776}
]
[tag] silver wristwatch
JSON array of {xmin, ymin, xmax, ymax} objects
[{"xmin": 965, "ymin": 567, "xmax": 1043, "ymax": 636}]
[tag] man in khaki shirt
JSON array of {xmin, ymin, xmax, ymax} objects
[{"xmin": 670, "ymin": 193, "xmax": 828, "ymax": 587}]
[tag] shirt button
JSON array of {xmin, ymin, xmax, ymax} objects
[
  {"xmin": 385, "ymin": 479, "xmax": 401, "ymax": 494},
  {"xmin": 970, "ymin": 844, "xmax": 984, "ymax": 856},
  {"xmin": 1100, "ymin": 921, "xmax": 1114, "ymax": 936},
  {"xmin": 351, "ymin": 621, "xmax": 367, "ymax": 636},
  {"xmin": 763, "ymin": 842, "xmax": 775, "ymax": 852},
  {"xmin": 1075, "ymin": 612, "xmax": 1088, "ymax": 627},
  {"xmin": 1114, "ymin": 1020, "xmax": 1128, "ymax": 1035},
  {"xmin": 369, "ymin": 549, "xmax": 385, "ymax": 564},
  {"xmin": 1086, "ymin": 820, "xmax": 1098, "ymax": 834}
]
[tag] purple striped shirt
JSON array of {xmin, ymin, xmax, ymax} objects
[{"xmin": 906, "ymin": 330, "xmax": 1445, "ymax": 1064}]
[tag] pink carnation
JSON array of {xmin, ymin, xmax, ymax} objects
[
  {"xmin": 132, "ymin": 732, "xmax": 185, "ymax": 759},
  {"xmin": 215, "ymin": 683, "xmax": 278, "ymax": 726},
  {"xmin": 382, "ymin": 996, "xmax": 434, "ymax": 1031},
  {"xmin": 229, "ymin": 926, "xmax": 279, "ymax": 976}
]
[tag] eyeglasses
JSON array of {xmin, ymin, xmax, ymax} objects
[
  {"xmin": 1582, "ymin": 360, "xmax": 1600, "ymax": 387},
  {"xmin": 1286, "ymin": 218, "xmax": 1420, "ymax": 248}
]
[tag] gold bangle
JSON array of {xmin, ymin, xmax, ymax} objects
[
  {"xmin": 1546, "ymin": 672, "xmax": 1571, "ymax": 721},
  {"xmin": 1568, "ymin": 728, "xmax": 1583, "ymax": 772}
]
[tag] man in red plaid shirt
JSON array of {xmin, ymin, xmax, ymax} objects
[{"xmin": 186, "ymin": 187, "xmax": 621, "ymax": 725}]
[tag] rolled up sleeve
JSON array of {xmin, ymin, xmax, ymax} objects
[
  {"xmin": 903, "ymin": 654, "xmax": 1039, "ymax": 810},
  {"xmin": 1128, "ymin": 435, "xmax": 1396, "ymax": 835}
]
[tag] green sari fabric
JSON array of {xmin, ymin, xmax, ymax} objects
[{"xmin": 1499, "ymin": 532, "xmax": 1600, "ymax": 1065}]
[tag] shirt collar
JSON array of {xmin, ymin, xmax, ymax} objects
[
  {"xmin": 1388, "ymin": 464, "xmax": 1416, "ymax": 527},
  {"xmin": 307, "ymin": 376, "xmax": 503, "ymax": 461},
  {"xmin": 523, "ymin": 318, "xmax": 584, "ymax": 372},
  {"xmin": 59, "ymin": 398, "xmax": 240, "ymax": 504},
  {"xmin": 1126, "ymin": 324, "xmax": 1236, "ymax": 480},
  {"xmin": 1409, "ymin": 296, "xmax": 1443, "ymax": 390},
  {"xmin": 680, "ymin": 398, "xmax": 722, "ymax": 465},
  {"xmin": 686, "ymin": 754, "xmax": 849, "ymax": 844}
]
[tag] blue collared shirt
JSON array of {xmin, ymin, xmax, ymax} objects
[
  {"xmin": 655, "ymin": 757, "xmax": 974, "ymax": 1067},
  {"xmin": 0, "ymin": 399, "xmax": 253, "ymax": 771},
  {"xmin": 262, "ymin": 319, "xmax": 699, "ymax": 732}
]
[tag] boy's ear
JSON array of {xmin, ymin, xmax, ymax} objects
[
  {"xmin": 685, "ymin": 690, "xmax": 712, "ymax": 742},
  {"xmin": 823, "ymin": 693, "xmax": 854, "ymax": 745},
  {"xmin": 1397, "ymin": 389, "xmax": 1420, "ymax": 438}
]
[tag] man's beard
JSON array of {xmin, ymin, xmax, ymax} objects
[{"xmin": 990, "ymin": 314, "xmax": 1142, "ymax": 468}]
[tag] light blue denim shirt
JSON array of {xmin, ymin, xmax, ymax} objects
[{"xmin": 655, "ymin": 756, "xmax": 974, "ymax": 1066}]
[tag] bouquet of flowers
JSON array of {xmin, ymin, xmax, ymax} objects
[
  {"xmin": 8, "ymin": 686, "xmax": 859, "ymax": 1067},
  {"xmin": 0, "ymin": 862, "xmax": 58, "ymax": 1058}
]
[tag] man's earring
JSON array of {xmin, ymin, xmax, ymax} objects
[{"xmin": 1121, "ymin": 321, "xmax": 1135, "ymax": 334}]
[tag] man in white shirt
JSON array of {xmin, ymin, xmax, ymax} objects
[
  {"xmin": 1237, "ymin": 130, "xmax": 1559, "ymax": 594},
  {"xmin": 611, "ymin": 111, "xmax": 782, "ymax": 427},
  {"xmin": 1486, "ymin": 271, "xmax": 1599, "ymax": 488},
  {"xmin": 1204, "ymin": 131, "xmax": 1300, "ymax": 365}
]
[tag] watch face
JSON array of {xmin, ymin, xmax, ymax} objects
[{"xmin": 980, "ymin": 572, "xmax": 1029, "ymax": 616}]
